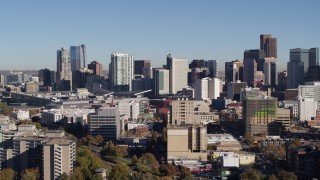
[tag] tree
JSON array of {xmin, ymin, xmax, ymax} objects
[
  {"xmin": 244, "ymin": 133, "xmax": 254, "ymax": 144},
  {"xmin": 109, "ymin": 163, "xmax": 130, "ymax": 180},
  {"xmin": 70, "ymin": 167, "xmax": 84, "ymax": 180},
  {"xmin": 131, "ymin": 155, "xmax": 138, "ymax": 165},
  {"xmin": 277, "ymin": 170, "xmax": 297, "ymax": 180},
  {"xmin": 139, "ymin": 153, "xmax": 160, "ymax": 172},
  {"xmin": 0, "ymin": 168, "xmax": 16, "ymax": 180},
  {"xmin": 240, "ymin": 169, "xmax": 263, "ymax": 180},
  {"xmin": 268, "ymin": 174, "xmax": 277, "ymax": 180},
  {"xmin": 61, "ymin": 172, "xmax": 69, "ymax": 180},
  {"xmin": 21, "ymin": 168, "xmax": 40, "ymax": 180},
  {"xmin": 290, "ymin": 138, "xmax": 301, "ymax": 147},
  {"xmin": 140, "ymin": 172, "xmax": 153, "ymax": 180},
  {"xmin": 207, "ymin": 144, "xmax": 217, "ymax": 151},
  {"xmin": 0, "ymin": 102, "xmax": 11, "ymax": 116},
  {"xmin": 179, "ymin": 166, "xmax": 191, "ymax": 179},
  {"xmin": 95, "ymin": 135, "xmax": 104, "ymax": 146},
  {"xmin": 161, "ymin": 128, "xmax": 167, "ymax": 143}
]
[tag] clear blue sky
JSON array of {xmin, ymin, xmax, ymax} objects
[{"xmin": 0, "ymin": 0, "xmax": 319, "ymax": 71}]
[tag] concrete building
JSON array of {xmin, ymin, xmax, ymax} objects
[
  {"xmin": 298, "ymin": 82, "xmax": 320, "ymax": 104},
  {"xmin": 154, "ymin": 69, "xmax": 170, "ymax": 96},
  {"xmin": 219, "ymin": 153, "xmax": 240, "ymax": 168},
  {"xmin": 170, "ymin": 98, "xmax": 219, "ymax": 125},
  {"xmin": 118, "ymin": 100, "xmax": 140, "ymax": 120},
  {"xmin": 25, "ymin": 82, "xmax": 39, "ymax": 93},
  {"xmin": 38, "ymin": 68, "xmax": 55, "ymax": 88},
  {"xmin": 88, "ymin": 107, "xmax": 124, "ymax": 142},
  {"xmin": 263, "ymin": 60, "xmax": 277, "ymax": 87},
  {"xmin": 298, "ymin": 98, "xmax": 318, "ymax": 121},
  {"xmin": 276, "ymin": 108, "xmax": 291, "ymax": 130},
  {"xmin": 75, "ymin": 68, "xmax": 93, "ymax": 88},
  {"xmin": 167, "ymin": 54, "xmax": 188, "ymax": 94},
  {"xmin": 277, "ymin": 71, "xmax": 287, "ymax": 91},
  {"xmin": 109, "ymin": 52, "xmax": 134, "ymax": 91},
  {"xmin": 167, "ymin": 125, "xmax": 207, "ymax": 161},
  {"xmin": 43, "ymin": 137, "xmax": 76, "ymax": 180},
  {"xmin": 244, "ymin": 96, "xmax": 278, "ymax": 136},
  {"xmin": 11, "ymin": 110, "xmax": 29, "ymax": 120},
  {"xmin": 227, "ymin": 81, "xmax": 247, "ymax": 101}
]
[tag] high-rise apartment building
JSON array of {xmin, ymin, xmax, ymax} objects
[
  {"xmin": 244, "ymin": 96, "xmax": 278, "ymax": 135},
  {"xmin": 43, "ymin": 137, "xmax": 76, "ymax": 180},
  {"xmin": 260, "ymin": 34, "xmax": 277, "ymax": 58},
  {"xmin": 167, "ymin": 54, "xmax": 188, "ymax": 94},
  {"xmin": 154, "ymin": 69, "xmax": 170, "ymax": 96},
  {"xmin": 134, "ymin": 60, "xmax": 151, "ymax": 75},
  {"xmin": 88, "ymin": 107, "xmax": 123, "ymax": 142},
  {"xmin": 70, "ymin": 44, "xmax": 86, "ymax": 70},
  {"xmin": 88, "ymin": 61, "xmax": 104, "ymax": 76},
  {"xmin": 109, "ymin": 53, "xmax": 134, "ymax": 91},
  {"xmin": 207, "ymin": 60, "xmax": 218, "ymax": 78}
]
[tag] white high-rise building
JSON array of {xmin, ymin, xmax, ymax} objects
[
  {"xmin": 56, "ymin": 48, "xmax": 72, "ymax": 91},
  {"xmin": 298, "ymin": 82, "xmax": 320, "ymax": 104},
  {"xmin": 154, "ymin": 69, "xmax": 170, "ymax": 96},
  {"xmin": 195, "ymin": 77, "xmax": 220, "ymax": 100},
  {"xmin": 195, "ymin": 78, "xmax": 209, "ymax": 100},
  {"xmin": 298, "ymin": 98, "xmax": 318, "ymax": 121},
  {"xmin": 109, "ymin": 53, "xmax": 134, "ymax": 91},
  {"xmin": 168, "ymin": 56, "xmax": 188, "ymax": 94}
]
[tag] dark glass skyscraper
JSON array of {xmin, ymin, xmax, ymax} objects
[{"xmin": 260, "ymin": 34, "xmax": 277, "ymax": 58}]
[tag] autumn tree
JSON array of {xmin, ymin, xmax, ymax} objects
[
  {"xmin": 277, "ymin": 170, "xmax": 297, "ymax": 180},
  {"xmin": 21, "ymin": 168, "xmax": 40, "ymax": 180},
  {"xmin": 109, "ymin": 163, "xmax": 130, "ymax": 180},
  {"xmin": 240, "ymin": 168, "xmax": 263, "ymax": 180},
  {"xmin": 0, "ymin": 168, "xmax": 16, "ymax": 180},
  {"xmin": 139, "ymin": 153, "xmax": 160, "ymax": 172},
  {"xmin": 268, "ymin": 174, "xmax": 277, "ymax": 180}
]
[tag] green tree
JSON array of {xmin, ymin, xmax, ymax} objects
[
  {"xmin": 109, "ymin": 163, "xmax": 130, "ymax": 180},
  {"xmin": 21, "ymin": 168, "xmax": 40, "ymax": 180},
  {"xmin": 0, "ymin": 168, "xmax": 16, "ymax": 180},
  {"xmin": 277, "ymin": 170, "xmax": 297, "ymax": 180},
  {"xmin": 207, "ymin": 144, "xmax": 217, "ymax": 151},
  {"xmin": 95, "ymin": 135, "xmax": 104, "ymax": 146}
]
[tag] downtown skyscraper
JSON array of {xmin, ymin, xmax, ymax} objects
[
  {"xmin": 70, "ymin": 44, "xmax": 87, "ymax": 70},
  {"xmin": 56, "ymin": 48, "xmax": 72, "ymax": 91},
  {"xmin": 260, "ymin": 34, "xmax": 277, "ymax": 58},
  {"xmin": 166, "ymin": 54, "xmax": 188, "ymax": 94},
  {"xmin": 109, "ymin": 52, "xmax": 134, "ymax": 91}
]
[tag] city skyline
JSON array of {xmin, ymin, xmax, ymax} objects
[{"xmin": 0, "ymin": 1, "xmax": 320, "ymax": 71}]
